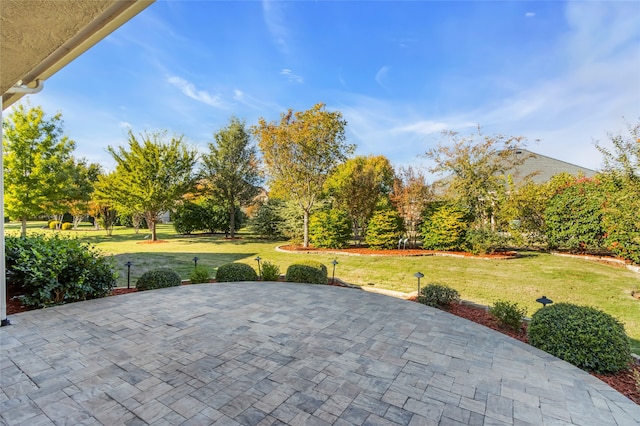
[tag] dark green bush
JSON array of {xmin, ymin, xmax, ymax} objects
[
  {"xmin": 285, "ymin": 261, "xmax": 328, "ymax": 285},
  {"xmin": 5, "ymin": 234, "xmax": 116, "ymax": 308},
  {"xmin": 136, "ymin": 268, "xmax": 182, "ymax": 291},
  {"xmin": 365, "ymin": 209, "xmax": 404, "ymax": 249},
  {"xmin": 417, "ymin": 284, "xmax": 460, "ymax": 308},
  {"xmin": 173, "ymin": 201, "xmax": 205, "ymax": 235},
  {"xmin": 250, "ymin": 199, "xmax": 286, "ymax": 239},
  {"xmin": 309, "ymin": 209, "xmax": 352, "ymax": 249},
  {"xmin": 189, "ymin": 265, "xmax": 211, "ymax": 284},
  {"xmin": 489, "ymin": 300, "xmax": 526, "ymax": 331},
  {"xmin": 528, "ymin": 303, "xmax": 631, "ymax": 374},
  {"xmin": 215, "ymin": 263, "xmax": 258, "ymax": 282},
  {"xmin": 261, "ymin": 261, "xmax": 281, "ymax": 281}
]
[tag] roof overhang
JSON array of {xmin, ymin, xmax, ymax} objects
[{"xmin": 1, "ymin": 0, "xmax": 154, "ymax": 110}]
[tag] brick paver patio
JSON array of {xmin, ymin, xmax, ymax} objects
[{"xmin": 1, "ymin": 282, "xmax": 638, "ymax": 425}]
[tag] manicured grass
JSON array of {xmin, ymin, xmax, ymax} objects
[{"xmin": 6, "ymin": 221, "xmax": 640, "ymax": 353}]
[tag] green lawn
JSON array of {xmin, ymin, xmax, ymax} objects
[{"xmin": 6, "ymin": 221, "xmax": 640, "ymax": 353}]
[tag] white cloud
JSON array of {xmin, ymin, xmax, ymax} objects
[
  {"xmin": 375, "ymin": 66, "xmax": 390, "ymax": 90},
  {"xmin": 525, "ymin": 12, "xmax": 536, "ymax": 18},
  {"xmin": 280, "ymin": 69, "xmax": 304, "ymax": 84},
  {"xmin": 263, "ymin": 0, "xmax": 290, "ymax": 54},
  {"xmin": 119, "ymin": 121, "xmax": 132, "ymax": 129},
  {"xmin": 167, "ymin": 76, "xmax": 225, "ymax": 109}
]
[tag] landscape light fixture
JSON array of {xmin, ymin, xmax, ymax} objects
[
  {"xmin": 125, "ymin": 261, "xmax": 133, "ymax": 289},
  {"xmin": 255, "ymin": 256, "xmax": 262, "ymax": 279},
  {"xmin": 192, "ymin": 256, "xmax": 199, "ymax": 268},
  {"xmin": 536, "ymin": 295, "xmax": 553, "ymax": 307},
  {"xmin": 414, "ymin": 272, "xmax": 424, "ymax": 295},
  {"xmin": 331, "ymin": 259, "xmax": 339, "ymax": 284}
]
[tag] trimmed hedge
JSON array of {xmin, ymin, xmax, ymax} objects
[
  {"xmin": 216, "ymin": 263, "xmax": 258, "ymax": 282},
  {"xmin": 136, "ymin": 268, "xmax": 182, "ymax": 291},
  {"xmin": 417, "ymin": 284, "xmax": 460, "ymax": 308},
  {"xmin": 285, "ymin": 261, "xmax": 328, "ymax": 285},
  {"xmin": 528, "ymin": 303, "xmax": 631, "ymax": 374}
]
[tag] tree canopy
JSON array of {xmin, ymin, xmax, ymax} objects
[
  {"xmin": 2, "ymin": 103, "xmax": 76, "ymax": 236},
  {"xmin": 324, "ymin": 155, "xmax": 394, "ymax": 242},
  {"xmin": 99, "ymin": 130, "xmax": 197, "ymax": 241},
  {"xmin": 252, "ymin": 103, "xmax": 354, "ymax": 247},
  {"xmin": 201, "ymin": 116, "xmax": 262, "ymax": 238}
]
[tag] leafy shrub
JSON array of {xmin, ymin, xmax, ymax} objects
[
  {"xmin": 261, "ymin": 261, "xmax": 281, "ymax": 281},
  {"xmin": 61, "ymin": 222, "xmax": 73, "ymax": 230},
  {"xmin": 421, "ymin": 204, "xmax": 469, "ymax": 251},
  {"xmin": 216, "ymin": 263, "xmax": 258, "ymax": 282},
  {"xmin": 417, "ymin": 284, "xmax": 460, "ymax": 308},
  {"xmin": 365, "ymin": 208, "xmax": 404, "ymax": 249},
  {"xmin": 136, "ymin": 268, "xmax": 182, "ymax": 291},
  {"xmin": 528, "ymin": 303, "xmax": 631, "ymax": 374},
  {"xmin": 285, "ymin": 261, "xmax": 328, "ymax": 285},
  {"xmin": 309, "ymin": 209, "xmax": 352, "ymax": 249},
  {"xmin": 545, "ymin": 178, "xmax": 605, "ymax": 251},
  {"xmin": 189, "ymin": 265, "xmax": 211, "ymax": 284},
  {"xmin": 464, "ymin": 228, "xmax": 507, "ymax": 255},
  {"xmin": 5, "ymin": 235, "xmax": 116, "ymax": 308},
  {"xmin": 173, "ymin": 201, "xmax": 205, "ymax": 235},
  {"xmin": 489, "ymin": 300, "xmax": 526, "ymax": 331},
  {"xmin": 48, "ymin": 220, "xmax": 60, "ymax": 230}
]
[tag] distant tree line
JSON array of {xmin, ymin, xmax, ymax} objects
[{"xmin": 4, "ymin": 102, "xmax": 639, "ymax": 263}]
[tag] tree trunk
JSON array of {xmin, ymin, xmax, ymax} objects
[
  {"xmin": 229, "ymin": 203, "xmax": 236, "ymax": 239},
  {"xmin": 151, "ymin": 221, "xmax": 157, "ymax": 241},
  {"xmin": 21, "ymin": 217, "xmax": 27, "ymax": 237},
  {"xmin": 72, "ymin": 215, "xmax": 84, "ymax": 230},
  {"xmin": 303, "ymin": 210, "xmax": 310, "ymax": 248}
]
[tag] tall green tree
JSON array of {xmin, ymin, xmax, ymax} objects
[
  {"xmin": 63, "ymin": 159, "xmax": 102, "ymax": 229},
  {"xmin": 324, "ymin": 155, "xmax": 394, "ymax": 243},
  {"xmin": 2, "ymin": 103, "xmax": 75, "ymax": 236},
  {"xmin": 101, "ymin": 130, "xmax": 197, "ymax": 241},
  {"xmin": 426, "ymin": 127, "xmax": 528, "ymax": 230},
  {"xmin": 201, "ymin": 117, "xmax": 262, "ymax": 239},
  {"xmin": 252, "ymin": 103, "xmax": 354, "ymax": 247}
]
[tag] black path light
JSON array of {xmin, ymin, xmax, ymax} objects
[
  {"xmin": 536, "ymin": 295, "xmax": 553, "ymax": 307},
  {"xmin": 192, "ymin": 256, "xmax": 199, "ymax": 268},
  {"xmin": 414, "ymin": 272, "xmax": 424, "ymax": 295},
  {"xmin": 331, "ymin": 259, "xmax": 338, "ymax": 284},
  {"xmin": 125, "ymin": 261, "xmax": 133, "ymax": 289},
  {"xmin": 255, "ymin": 256, "xmax": 262, "ymax": 279}
]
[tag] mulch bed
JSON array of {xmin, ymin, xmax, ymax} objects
[{"xmin": 279, "ymin": 245, "xmax": 519, "ymax": 259}]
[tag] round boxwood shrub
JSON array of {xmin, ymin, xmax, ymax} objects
[
  {"xmin": 136, "ymin": 268, "xmax": 182, "ymax": 291},
  {"xmin": 61, "ymin": 222, "xmax": 73, "ymax": 230},
  {"xmin": 215, "ymin": 263, "xmax": 258, "ymax": 282},
  {"xmin": 528, "ymin": 303, "xmax": 631, "ymax": 374},
  {"xmin": 285, "ymin": 261, "xmax": 328, "ymax": 285},
  {"xmin": 417, "ymin": 284, "xmax": 460, "ymax": 308}
]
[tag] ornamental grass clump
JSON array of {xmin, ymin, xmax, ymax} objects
[
  {"xmin": 261, "ymin": 261, "xmax": 281, "ymax": 281},
  {"xmin": 285, "ymin": 261, "xmax": 328, "ymax": 285},
  {"xmin": 189, "ymin": 265, "xmax": 211, "ymax": 284},
  {"xmin": 215, "ymin": 263, "xmax": 258, "ymax": 282},
  {"xmin": 136, "ymin": 268, "xmax": 182, "ymax": 291},
  {"xmin": 528, "ymin": 303, "xmax": 631, "ymax": 374},
  {"xmin": 489, "ymin": 300, "xmax": 526, "ymax": 331},
  {"xmin": 417, "ymin": 284, "xmax": 460, "ymax": 308}
]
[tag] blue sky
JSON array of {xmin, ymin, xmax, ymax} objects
[{"xmin": 14, "ymin": 0, "xmax": 640, "ymax": 176}]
